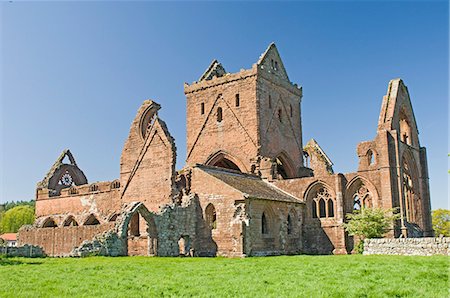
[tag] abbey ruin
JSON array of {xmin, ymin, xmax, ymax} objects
[{"xmin": 18, "ymin": 43, "xmax": 433, "ymax": 256}]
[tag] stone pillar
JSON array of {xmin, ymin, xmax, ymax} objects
[{"xmin": 333, "ymin": 174, "xmax": 348, "ymax": 255}]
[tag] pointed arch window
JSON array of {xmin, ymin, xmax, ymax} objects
[
  {"xmin": 311, "ymin": 187, "xmax": 335, "ymax": 218},
  {"xmin": 262, "ymin": 212, "xmax": 269, "ymax": 235},
  {"xmin": 287, "ymin": 214, "xmax": 293, "ymax": 235},
  {"xmin": 353, "ymin": 185, "xmax": 372, "ymax": 211},
  {"xmin": 205, "ymin": 203, "xmax": 217, "ymax": 230},
  {"xmin": 327, "ymin": 200, "xmax": 334, "ymax": 217}
]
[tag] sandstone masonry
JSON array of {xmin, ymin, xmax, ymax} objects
[{"xmin": 18, "ymin": 43, "xmax": 433, "ymax": 257}]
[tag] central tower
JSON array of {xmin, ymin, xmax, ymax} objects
[{"xmin": 184, "ymin": 43, "xmax": 305, "ymax": 179}]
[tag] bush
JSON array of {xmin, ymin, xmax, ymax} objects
[
  {"xmin": 343, "ymin": 208, "xmax": 400, "ymax": 253},
  {"xmin": 432, "ymin": 209, "xmax": 450, "ymax": 236}
]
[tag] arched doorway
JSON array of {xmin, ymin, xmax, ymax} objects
[{"xmin": 119, "ymin": 203, "xmax": 159, "ymax": 256}]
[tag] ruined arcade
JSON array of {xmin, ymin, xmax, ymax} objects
[{"xmin": 18, "ymin": 43, "xmax": 433, "ymax": 257}]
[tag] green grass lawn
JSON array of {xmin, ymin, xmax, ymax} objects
[{"xmin": 0, "ymin": 255, "xmax": 448, "ymax": 297}]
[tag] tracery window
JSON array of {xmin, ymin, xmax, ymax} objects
[
  {"xmin": 352, "ymin": 185, "xmax": 372, "ymax": 211},
  {"xmin": 59, "ymin": 171, "xmax": 73, "ymax": 187},
  {"xmin": 311, "ymin": 187, "xmax": 335, "ymax": 218},
  {"xmin": 403, "ymin": 159, "xmax": 416, "ymax": 222}
]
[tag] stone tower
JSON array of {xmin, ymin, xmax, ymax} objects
[{"xmin": 184, "ymin": 43, "xmax": 307, "ymax": 179}]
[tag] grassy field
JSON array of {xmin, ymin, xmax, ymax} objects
[{"xmin": 0, "ymin": 255, "xmax": 448, "ymax": 297}]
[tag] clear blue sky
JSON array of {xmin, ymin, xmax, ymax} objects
[{"xmin": 1, "ymin": 1, "xmax": 448, "ymax": 209}]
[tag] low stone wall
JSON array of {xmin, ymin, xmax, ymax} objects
[
  {"xmin": 0, "ymin": 245, "xmax": 45, "ymax": 257},
  {"xmin": 364, "ymin": 237, "xmax": 449, "ymax": 256}
]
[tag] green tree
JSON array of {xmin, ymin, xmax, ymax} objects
[
  {"xmin": 432, "ymin": 209, "xmax": 450, "ymax": 236},
  {"xmin": 343, "ymin": 208, "xmax": 400, "ymax": 253},
  {"xmin": 0, "ymin": 205, "xmax": 35, "ymax": 233}
]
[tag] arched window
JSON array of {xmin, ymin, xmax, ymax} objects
[
  {"xmin": 353, "ymin": 195, "xmax": 361, "ymax": 211},
  {"xmin": 63, "ymin": 216, "xmax": 78, "ymax": 227},
  {"xmin": 312, "ymin": 201, "xmax": 318, "ymax": 218},
  {"xmin": 303, "ymin": 151, "xmax": 310, "ymax": 168},
  {"xmin": 399, "ymin": 110, "xmax": 413, "ymax": 146},
  {"xmin": 217, "ymin": 107, "xmax": 223, "ymax": 122},
  {"xmin": 261, "ymin": 212, "xmax": 269, "ymax": 235},
  {"xmin": 276, "ymin": 157, "xmax": 288, "ymax": 179},
  {"xmin": 327, "ymin": 200, "xmax": 334, "ymax": 217},
  {"xmin": 287, "ymin": 214, "xmax": 293, "ymax": 235},
  {"xmin": 235, "ymin": 94, "xmax": 240, "ymax": 107},
  {"xmin": 205, "ymin": 203, "xmax": 217, "ymax": 230},
  {"xmin": 69, "ymin": 187, "xmax": 78, "ymax": 195},
  {"xmin": 89, "ymin": 184, "xmax": 98, "ymax": 192},
  {"xmin": 84, "ymin": 214, "xmax": 100, "ymax": 226},
  {"xmin": 310, "ymin": 187, "xmax": 335, "ymax": 218},
  {"xmin": 352, "ymin": 184, "xmax": 373, "ymax": 211},
  {"xmin": 201, "ymin": 102, "xmax": 205, "ymax": 115},
  {"xmin": 367, "ymin": 150, "xmax": 374, "ymax": 165},
  {"xmin": 319, "ymin": 199, "xmax": 326, "ymax": 218},
  {"xmin": 43, "ymin": 218, "xmax": 57, "ymax": 228},
  {"xmin": 111, "ymin": 180, "xmax": 120, "ymax": 189}
]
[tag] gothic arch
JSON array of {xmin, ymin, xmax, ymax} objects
[
  {"xmin": 138, "ymin": 102, "xmax": 160, "ymax": 140},
  {"xmin": 205, "ymin": 203, "xmax": 217, "ymax": 230},
  {"xmin": 205, "ymin": 151, "xmax": 247, "ymax": 172},
  {"xmin": 42, "ymin": 217, "xmax": 58, "ymax": 228},
  {"xmin": 401, "ymin": 150, "xmax": 422, "ymax": 225},
  {"xmin": 304, "ymin": 181, "xmax": 336, "ymax": 219},
  {"xmin": 117, "ymin": 202, "xmax": 159, "ymax": 256},
  {"xmin": 83, "ymin": 214, "xmax": 100, "ymax": 226},
  {"xmin": 274, "ymin": 151, "xmax": 296, "ymax": 179},
  {"xmin": 345, "ymin": 176, "xmax": 379, "ymax": 213},
  {"xmin": 63, "ymin": 215, "xmax": 78, "ymax": 227},
  {"xmin": 261, "ymin": 205, "xmax": 276, "ymax": 236}
]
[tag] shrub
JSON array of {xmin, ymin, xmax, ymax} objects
[{"xmin": 343, "ymin": 208, "xmax": 400, "ymax": 253}]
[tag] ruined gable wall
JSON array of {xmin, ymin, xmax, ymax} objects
[
  {"xmin": 189, "ymin": 167, "xmax": 246, "ymax": 257},
  {"xmin": 120, "ymin": 101, "xmax": 176, "ymax": 212},
  {"xmin": 184, "ymin": 69, "xmax": 259, "ymax": 172}
]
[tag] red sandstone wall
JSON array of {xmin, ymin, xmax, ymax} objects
[
  {"xmin": 120, "ymin": 101, "xmax": 176, "ymax": 212},
  {"xmin": 190, "ymin": 168, "xmax": 245, "ymax": 256},
  {"xmin": 36, "ymin": 188, "xmax": 121, "ymax": 220},
  {"xmin": 256, "ymin": 72, "xmax": 303, "ymax": 174},
  {"xmin": 246, "ymin": 199, "xmax": 303, "ymax": 256},
  {"xmin": 18, "ymin": 223, "xmax": 114, "ymax": 256},
  {"xmin": 185, "ymin": 69, "xmax": 259, "ymax": 172}
]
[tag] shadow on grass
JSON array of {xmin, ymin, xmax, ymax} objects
[{"xmin": 0, "ymin": 257, "xmax": 43, "ymax": 266}]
